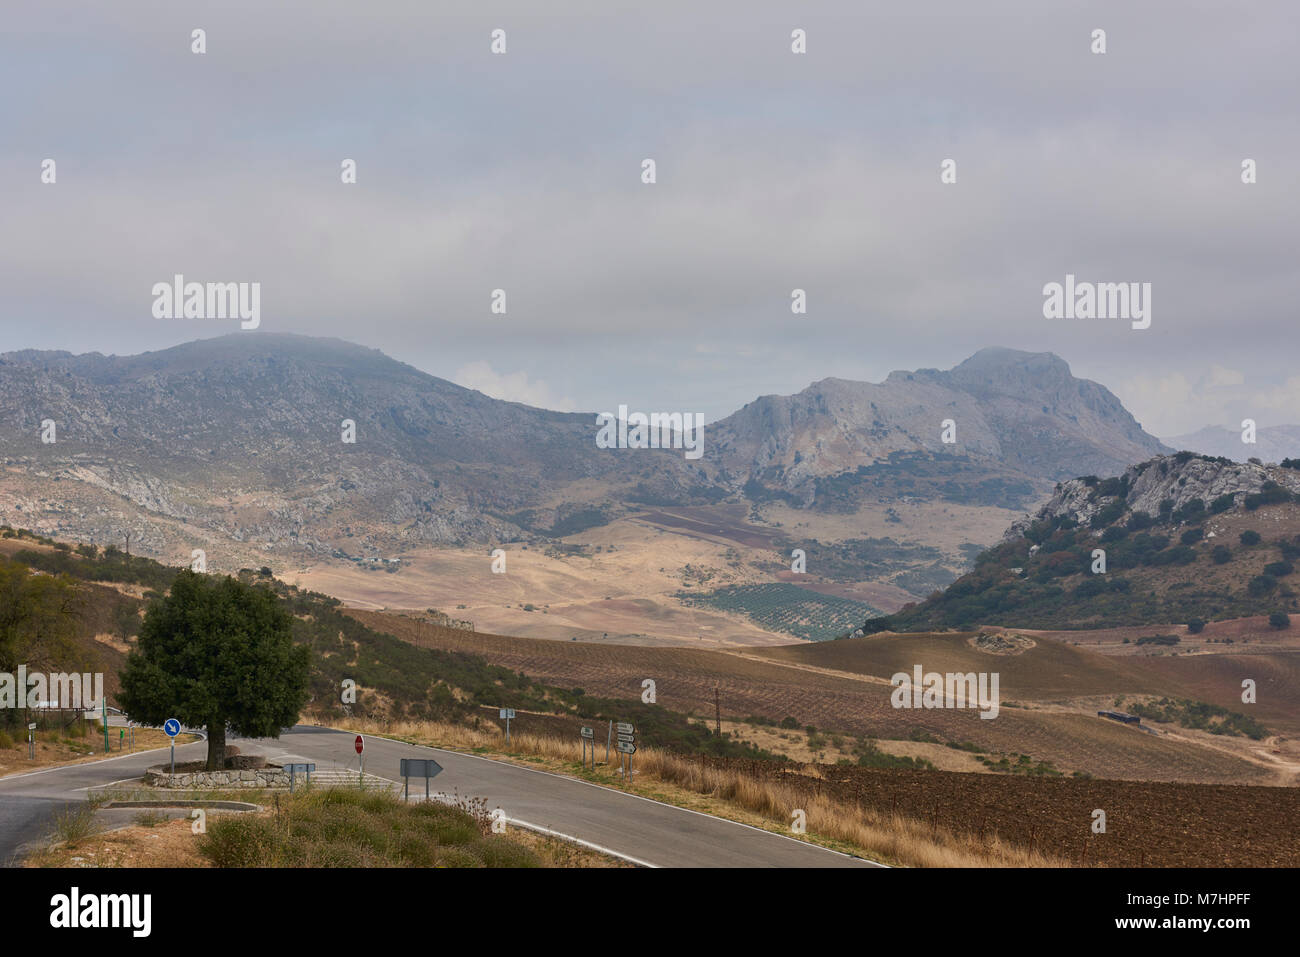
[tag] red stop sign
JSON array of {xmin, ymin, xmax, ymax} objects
[{"xmin": 354, "ymin": 735, "xmax": 364, "ymax": 755}]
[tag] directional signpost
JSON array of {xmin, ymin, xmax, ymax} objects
[
  {"xmin": 399, "ymin": 757, "xmax": 443, "ymax": 801},
  {"xmin": 284, "ymin": 762, "xmax": 315, "ymax": 793},
  {"xmin": 580, "ymin": 725, "xmax": 595, "ymax": 769},
  {"xmin": 163, "ymin": 718, "xmax": 181, "ymax": 774},
  {"xmin": 615, "ymin": 723, "xmax": 636, "ymax": 784},
  {"xmin": 500, "ymin": 708, "xmax": 515, "ymax": 743},
  {"xmin": 27, "ymin": 722, "xmax": 35, "ymax": 760}
]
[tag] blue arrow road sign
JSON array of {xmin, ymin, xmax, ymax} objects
[{"xmin": 163, "ymin": 718, "xmax": 181, "ymax": 737}]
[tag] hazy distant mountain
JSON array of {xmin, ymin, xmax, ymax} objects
[
  {"xmin": 1164, "ymin": 425, "xmax": 1300, "ymax": 464},
  {"xmin": 0, "ymin": 336, "xmax": 1170, "ymax": 563},
  {"xmin": 713, "ymin": 347, "xmax": 1170, "ymax": 507}
]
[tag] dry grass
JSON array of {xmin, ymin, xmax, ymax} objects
[
  {"xmin": 330, "ymin": 716, "xmax": 1066, "ymax": 868},
  {"xmin": 0, "ymin": 727, "xmax": 200, "ymax": 778}
]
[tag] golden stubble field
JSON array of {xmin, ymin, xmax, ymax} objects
[
  {"xmin": 290, "ymin": 508, "xmax": 837, "ymax": 647},
  {"xmin": 286, "ymin": 499, "xmax": 1017, "ymax": 647}
]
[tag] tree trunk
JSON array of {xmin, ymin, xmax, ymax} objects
[{"xmin": 206, "ymin": 721, "xmax": 227, "ymax": 771}]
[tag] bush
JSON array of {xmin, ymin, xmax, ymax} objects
[
  {"xmin": 1126, "ymin": 512, "xmax": 1156, "ymax": 532},
  {"xmin": 1247, "ymin": 574, "xmax": 1278, "ymax": 597},
  {"xmin": 1210, "ymin": 493, "xmax": 1236, "ymax": 514},
  {"xmin": 1240, "ymin": 530, "xmax": 1262, "ymax": 546},
  {"xmin": 1269, "ymin": 612, "xmax": 1290, "ymax": 629},
  {"xmin": 1212, "ymin": 545, "xmax": 1232, "ymax": 564},
  {"xmin": 1263, "ymin": 561, "xmax": 1294, "ymax": 578},
  {"xmin": 1187, "ymin": 618, "xmax": 1206, "ymax": 634},
  {"xmin": 779, "ymin": 716, "xmax": 799, "ymax": 729},
  {"xmin": 1180, "ymin": 528, "xmax": 1204, "ymax": 545}
]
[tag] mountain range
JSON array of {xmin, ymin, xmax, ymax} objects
[
  {"xmin": 0, "ymin": 336, "xmax": 1171, "ymax": 569},
  {"xmin": 1164, "ymin": 425, "xmax": 1300, "ymax": 465}
]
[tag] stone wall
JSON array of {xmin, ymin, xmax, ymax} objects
[{"xmin": 145, "ymin": 765, "xmax": 291, "ymax": 789}]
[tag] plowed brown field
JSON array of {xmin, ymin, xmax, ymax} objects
[{"xmin": 347, "ymin": 610, "xmax": 1280, "ymax": 785}]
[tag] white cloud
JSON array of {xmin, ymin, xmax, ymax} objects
[{"xmin": 453, "ymin": 362, "xmax": 577, "ymax": 412}]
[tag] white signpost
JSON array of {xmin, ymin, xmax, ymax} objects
[
  {"xmin": 580, "ymin": 725, "xmax": 595, "ymax": 769},
  {"xmin": 615, "ymin": 723, "xmax": 637, "ymax": 783},
  {"xmin": 163, "ymin": 718, "xmax": 181, "ymax": 774},
  {"xmin": 500, "ymin": 708, "xmax": 515, "ymax": 742}
]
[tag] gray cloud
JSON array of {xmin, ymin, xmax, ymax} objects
[{"xmin": 2, "ymin": 0, "xmax": 1296, "ymax": 428}]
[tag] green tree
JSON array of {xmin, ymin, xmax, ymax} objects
[
  {"xmin": 0, "ymin": 556, "xmax": 78, "ymax": 674},
  {"xmin": 119, "ymin": 571, "xmax": 310, "ymax": 770}
]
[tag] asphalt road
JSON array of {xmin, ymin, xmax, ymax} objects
[
  {"xmin": 0, "ymin": 726, "xmax": 881, "ymax": 868},
  {"xmin": 0, "ymin": 735, "xmax": 209, "ymax": 864}
]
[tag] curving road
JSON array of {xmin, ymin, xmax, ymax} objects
[{"xmin": 0, "ymin": 726, "xmax": 882, "ymax": 868}]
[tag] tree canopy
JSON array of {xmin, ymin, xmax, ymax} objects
[{"xmin": 119, "ymin": 570, "xmax": 310, "ymax": 770}]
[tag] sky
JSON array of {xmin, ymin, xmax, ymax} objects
[{"xmin": 2, "ymin": 1, "xmax": 1297, "ymax": 437}]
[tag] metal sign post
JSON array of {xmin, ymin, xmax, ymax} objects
[
  {"xmin": 28, "ymin": 722, "xmax": 36, "ymax": 760},
  {"xmin": 163, "ymin": 718, "xmax": 181, "ymax": 773},
  {"xmin": 102, "ymin": 695, "xmax": 109, "ymax": 754},
  {"xmin": 499, "ymin": 708, "xmax": 515, "ymax": 743},
  {"xmin": 285, "ymin": 762, "xmax": 316, "ymax": 793},
  {"xmin": 615, "ymin": 723, "xmax": 636, "ymax": 785},
  {"xmin": 399, "ymin": 758, "xmax": 443, "ymax": 801},
  {"xmin": 580, "ymin": 726, "xmax": 594, "ymax": 769},
  {"xmin": 605, "ymin": 719, "xmax": 612, "ymax": 765},
  {"xmin": 355, "ymin": 735, "xmax": 364, "ymax": 785}
]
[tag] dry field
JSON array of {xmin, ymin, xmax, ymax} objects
[
  {"xmin": 696, "ymin": 757, "xmax": 1300, "ymax": 868},
  {"xmin": 286, "ymin": 499, "xmax": 1019, "ymax": 646},
  {"xmin": 291, "ymin": 516, "xmax": 794, "ymax": 647},
  {"xmin": 333, "ymin": 717, "xmax": 1298, "ymax": 868},
  {"xmin": 347, "ymin": 610, "xmax": 1283, "ymax": 785}
]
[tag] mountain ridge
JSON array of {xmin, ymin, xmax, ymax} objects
[{"xmin": 0, "ymin": 335, "xmax": 1170, "ymax": 567}]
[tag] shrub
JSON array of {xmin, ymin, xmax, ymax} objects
[
  {"xmin": 1263, "ymin": 561, "xmax": 1294, "ymax": 578},
  {"xmin": 1240, "ymin": 530, "xmax": 1262, "ymax": 546},
  {"xmin": 1269, "ymin": 612, "xmax": 1290, "ymax": 629},
  {"xmin": 1126, "ymin": 512, "xmax": 1156, "ymax": 532},
  {"xmin": 1247, "ymin": 574, "xmax": 1278, "ymax": 597},
  {"xmin": 1212, "ymin": 545, "xmax": 1232, "ymax": 564},
  {"xmin": 1180, "ymin": 528, "xmax": 1204, "ymax": 545},
  {"xmin": 1187, "ymin": 618, "xmax": 1206, "ymax": 634},
  {"xmin": 1210, "ymin": 493, "xmax": 1236, "ymax": 514}
]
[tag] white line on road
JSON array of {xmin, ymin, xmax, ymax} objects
[
  {"xmin": 506, "ymin": 817, "xmax": 661, "ymax": 868},
  {"xmin": 324, "ymin": 727, "xmax": 878, "ymax": 866},
  {"xmin": 0, "ymin": 741, "xmax": 203, "ymax": 783}
]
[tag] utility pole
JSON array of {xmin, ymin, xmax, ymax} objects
[{"xmin": 714, "ymin": 681, "xmax": 721, "ymax": 736}]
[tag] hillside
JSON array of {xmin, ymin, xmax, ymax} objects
[
  {"xmin": 0, "ymin": 529, "xmax": 770, "ymax": 761},
  {"xmin": 0, "ymin": 338, "xmax": 1167, "ymax": 572},
  {"xmin": 864, "ymin": 453, "xmax": 1300, "ymax": 632}
]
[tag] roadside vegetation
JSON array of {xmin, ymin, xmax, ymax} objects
[
  {"xmin": 199, "ymin": 788, "xmax": 540, "ymax": 868},
  {"xmin": 336, "ymin": 716, "xmax": 1063, "ymax": 868}
]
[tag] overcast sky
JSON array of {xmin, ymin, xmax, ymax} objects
[{"xmin": 2, "ymin": 1, "xmax": 1297, "ymax": 436}]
